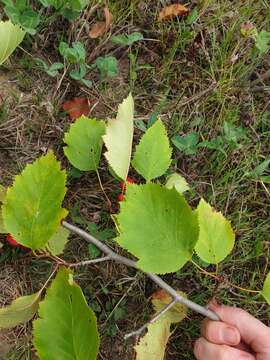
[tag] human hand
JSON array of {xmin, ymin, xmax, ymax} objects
[{"xmin": 194, "ymin": 302, "xmax": 270, "ymax": 359}]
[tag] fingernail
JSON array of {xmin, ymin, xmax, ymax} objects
[{"xmin": 222, "ymin": 327, "xmax": 238, "ymax": 344}]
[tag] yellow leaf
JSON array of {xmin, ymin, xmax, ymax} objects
[
  {"xmin": 134, "ymin": 289, "xmax": 187, "ymax": 360},
  {"xmin": 151, "ymin": 289, "xmax": 187, "ymax": 323},
  {"xmin": 135, "ymin": 319, "xmax": 171, "ymax": 360}
]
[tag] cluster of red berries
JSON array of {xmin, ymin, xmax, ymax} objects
[{"xmin": 116, "ymin": 177, "xmax": 136, "ymax": 202}]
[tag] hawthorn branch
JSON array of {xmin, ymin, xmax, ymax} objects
[
  {"xmin": 124, "ymin": 299, "xmax": 177, "ymax": 340},
  {"xmin": 62, "ymin": 221, "xmax": 220, "ymax": 322},
  {"xmin": 69, "ymin": 256, "xmax": 111, "ymax": 267}
]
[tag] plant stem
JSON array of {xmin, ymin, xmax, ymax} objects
[
  {"xmin": 191, "ymin": 260, "xmax": 260, "ymax": 294},
  {"xmin": 69, "ymin": 256, "xmax": 111, "ymax": 267},
  {"xmin": 124, "ymin": 299, "xmax": 177, "ymax": 340},
  {"xmin": 62, "ymin": 221, "xmax": 220, "ymax": 321}
]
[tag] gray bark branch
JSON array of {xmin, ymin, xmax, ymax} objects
[{"xmin": 62, "ymin": 221, "xmax": 220, "ymax": 322}]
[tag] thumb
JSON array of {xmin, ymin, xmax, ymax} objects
[{"xmin": 209, "ymin": 303, "xmax": 270, "ymax": 354}]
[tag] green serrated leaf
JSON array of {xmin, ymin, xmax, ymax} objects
[
  {"xmin": 64, "ymin": 116, "xmax": 105, "ymax": 171},
  {"xmin": 0, "ymin": 20, "xmax": 25, "ymax": 65},
  {"xmin": 33, "ymin": 267, "xmax": 99, "ymax": 360},
  {"xmin": 116, "ymin": 183, "xmax": 199, "ymax": 274},
  {"xmin": 195, "ymin": 199, "xmax": 235, "ymax": 264},
  {"xmin": 103, "ymin": 94, "xmax": 134, "ymax": 181},
  {"xmin": 2, "ymin": 151, "xmax": 67, "ymax": 250},
  {"xmin": 261, "ymin": 272, "xmax": 270, "ymax": 305},
  {"xmin": 165, "ymin": 173, "xmax": 189, "ymax": 194},
  {"xmin": 47, "ymin": 226, "xmax": 70, "ymax": 255},
  {"xmin": 112, "ymin": 32, "xmax": 143, "ymax": 46},
  {"xmin": 132, "ymin": 119, "xmax": 172, "ymax": 181},
  {"xmin": 0, "ymin": 291, "xmax": 41, "ymax": 329}
]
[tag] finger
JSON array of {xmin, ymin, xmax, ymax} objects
[
  {"xmin": 201, "ymin": 319, "xmax": 240, "ymax": 346},
  {"xmin": 209, "ymin": 303, "xmax": 270, "ymax": 353},
  {"xmin": 194, "ymin": 337, "xmax": 256, "ymax": 360}
]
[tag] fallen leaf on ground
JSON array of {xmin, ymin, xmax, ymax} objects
[
  {"xmin": 62, "ymin": 97, "xmax": 90, "ymax": 120},
  {"xmin": 158, "ymin": 4, "xmax": 189, "ymax": 21},
  {"xmin": 89, "ymin": 6, "xmax": 113, "ymax": 38}
]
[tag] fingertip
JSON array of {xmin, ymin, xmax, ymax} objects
[
  {"xmin": 193, "ymin": 338, "xmax": 203, "ymax": 359},
  {"xmin": 202, "ymin": 319, "xmax": 241, "ymax": 346}
]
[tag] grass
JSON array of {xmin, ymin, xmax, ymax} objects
[{"xmin": 0, "ymin": 0, "xmax": 270, "ymax": 359}]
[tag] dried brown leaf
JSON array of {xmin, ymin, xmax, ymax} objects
[
  {"xmin": 62, "ymin": 97, "xmax": 90, "ymax": 121},
  {"xmin": 158, "ymin": 4, "xmax": 189, "ymax": 21},
  {"xmin": 89, "ymin": 6, "xmax": 113, "ymax": 39}
]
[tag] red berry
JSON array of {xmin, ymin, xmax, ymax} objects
[
  {"xmin": 126, "ymin": 177, "xmax": 136, "ymax": 184},
  {"xmin": 6, "ymin": 234, "xmax": 29, "ymax": 250},
  {"xmin": 120, "ymin": 177, "xmax": 136, "ymax": 193},
  {"xmin": 116, "ymin": 194, "xmax": 125, "ymax": 202},
  {"xmin": 6, "ymin": 234, "xmax": 20, "ymax": 247}
]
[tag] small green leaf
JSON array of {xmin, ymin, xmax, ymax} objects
[
  {"xmin": 165, "ymin": 173, "xmax": 189, "ymax": 194},
  {"xmin": 64, "ymin": 116, "xmax": 105, "ymax": 171},
  {"xmin": 33, "ymin": 267, "xmax": 99, "ymax": 360},
  {"xmin": 103, "ymin": 94, "xmax": 134, "ymax": 181},
  {"xmin": 95, "ymin": 56, "xmax": 118, "ymax": 78},
  {"xmin": 255, "ymin": 30, "xmax": 270, "ymax": 53},
  {"xmin": 116, "ymin": 183, "xmax": 199, "ymax": 274},
  {"xmin": 0, "ymin": 291, "xmax": 41, "ymax": 329},
  {"xmin": 261, "ymin": 272, "xmax": 270, "ymax": 305},
  {"xmin": 251, "ymin": 159, "xmax": 270, "ymax": 178},
  {"xmin": 47, "ymin": 226, "xmax": 70, "ymax": 255},
  {"xmin": 112, "ymin": 32, "xmax": 143, "ymax": 46},
  {"xmin": 132, "ymin": 119, "xmax": 172, "ymax": 181},
  {"xmin": 2, "ymin": 151, "xmax": 67, "ymax": 250},
  {"xmin": 195, "ymin": 199, "xmax": 235, "ymax": 264},
  {"xmin": 186, "ymin": 7, "xmax": 198, "ymax": 24},
  {"xmin": 0, "ymin": 20, "xmax": 25, "ymax": 65},
  {"xmin": 171, "ymin": 132, "xmax": 199, "ymax": 155}
]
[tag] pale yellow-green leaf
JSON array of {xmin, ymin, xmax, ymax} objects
[
  {"xmin": 0, "ymin": 20, "xmax": 25, "ymax": 65},
  {"xmin": 261, "ymin": 272, "xmax": 270, "ymax": 305},
  {"xmin": 165, "ymin": 173, "xmax": 189, "ymax": 194},
  {"xmin": 195, "ymin": 199, "xmax": 235, "ymax": 264},
  {"xmin": 0, "ymin": 292, "xmax": 41, "ymax": 329},
  {"xmin": 151, "ymin": 289, "xmax": 187, "ymax": 324},
  {"xmin": 47, "ymin": 226, "xmax": 70, "ymax": 255},
  {"xmin": 135, "ymin": 318, "xmax": 171, "ymax": 360},
  {"xmin": 103, "ymin": 94, "xmax": 134, "ymax": 180}
]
